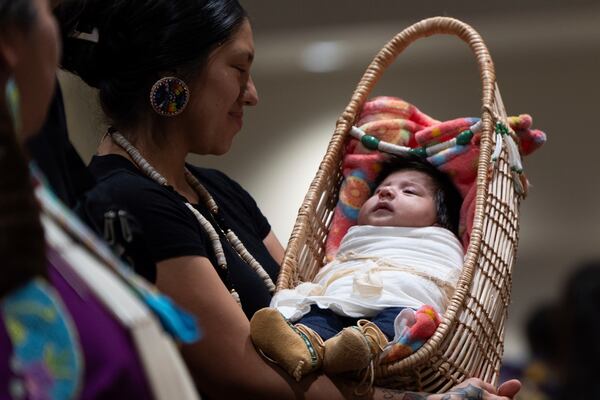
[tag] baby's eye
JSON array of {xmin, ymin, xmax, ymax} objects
[{"xmin": 403, "ymin": 188, "xmax": 417, "ymax": 195}]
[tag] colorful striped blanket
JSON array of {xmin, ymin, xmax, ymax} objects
[{"xmin": 325, "ymin": 96, "xmax": 546, "ymax": 259}]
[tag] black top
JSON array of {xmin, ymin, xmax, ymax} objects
[
  {"xmin": 26, "ymin": 84, "xmax": 95, "ymax": 209},
  {"xmin": 80, "ymin": 154, "xmax": 279, "ymax": 318}
]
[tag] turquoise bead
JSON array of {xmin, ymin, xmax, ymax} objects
[
  {"xmin": 410, "ymin": 147, "xmax": 428, "ymax": 158},
  {"xmin": 456, "ymin": 130, "xmax": 473, "ymax": 145},
  {"xmin": 496, "ymin": 122, "xmax": 509, "ymax": 136},
  {"xmin": 361, "ymin": 134, "xmax": 380, "ymax": 150}
]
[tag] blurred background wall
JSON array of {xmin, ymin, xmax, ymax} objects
[{"xmin": 58, "ymin": 0, "xmax": 600, "ymax": 364}]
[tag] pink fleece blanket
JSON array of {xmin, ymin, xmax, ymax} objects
[{"xmin": 325, "ymin": 96, "xmax": 545, "ymax": 259}]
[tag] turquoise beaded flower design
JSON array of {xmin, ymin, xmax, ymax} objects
[{"xmin": 1, "ymin": 279, "xmax": 82, "ymax": 400}]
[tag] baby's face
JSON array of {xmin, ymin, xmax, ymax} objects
[{"xmin": 357, "ymin": 169, "xmax": 437, "ymax": 228}]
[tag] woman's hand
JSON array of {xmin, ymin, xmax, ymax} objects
[
  {"xmin": 496, "ymin": 379, "xmax": 521, "ymax": 398},
  {"xmin": 427, "ymin": 378, "xmax": 521, "ymax": 400},
  {"xmin": 365, "ymin": 377, "xmax": 521, "ymax": 399}
]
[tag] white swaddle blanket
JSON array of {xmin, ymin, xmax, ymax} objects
[{"xmin": 271, "ymin": 225, "xmax": 464, "ymax": 321}]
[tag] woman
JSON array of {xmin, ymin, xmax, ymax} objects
[
  {"xmin": 55, "ymin": 0, "xmax": 521, "ymax": 398},
  {"xmin": 0, "ymin": 1, "xmax": 199, "ymax": 398}
]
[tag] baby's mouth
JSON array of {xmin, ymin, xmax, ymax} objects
[{"xmin": 373, "ymin": 202, "xmax": 393, "ymax": 212}]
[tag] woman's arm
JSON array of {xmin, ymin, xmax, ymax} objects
[
  {"xmin": 155, "ymin": 255, "xmax": 521, "ymax": 399},
  {"xmin": 155, "ymin": 255, "xmax": 347, "ymax": 399},
  {"xmin": 263, "ymin": 230, "xmax": 285, "ymax": 265}
]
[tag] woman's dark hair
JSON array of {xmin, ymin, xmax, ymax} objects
[
  {"xmin": 55, "ymin": 0, "xmax": 247, "ymax": 132},
  {"xmin": 0, "ymin": 0, "xmax": 36, "ymax": 32},
  {"xmin": 0, "ymin": 0, "xmax": 47, "ymax": 297},
  {"xmin": 375, "ymin": 155, "xmax": 463, "ymax": 235}
]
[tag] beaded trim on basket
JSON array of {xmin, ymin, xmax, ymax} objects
[{"xmin": 350, "ymin": 118, "xmax": 525, "ymax": 194}]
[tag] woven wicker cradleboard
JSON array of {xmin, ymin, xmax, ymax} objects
[{"xmin": 277, "ymin": 17, "xmax": 524, "ymax": 392}]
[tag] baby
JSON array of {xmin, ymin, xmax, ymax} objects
[{"xmin": 251, "ymin": 155, "xmax": 464, "ymax": 381}]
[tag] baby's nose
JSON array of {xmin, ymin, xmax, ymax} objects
[{"xmin": 378, "ymin": 186, "xmax": 395, "ymax": 199}]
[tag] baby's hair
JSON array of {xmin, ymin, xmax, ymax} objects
[{"xmin": 374, "ymin": 155, "xmax": 462, "ymax": 235}]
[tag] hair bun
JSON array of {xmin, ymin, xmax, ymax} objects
[
  {"xmin": 61, "ymin": 38, "xmax": 104, "ymax": 88},
  {"xmin": 55, "ymin": 0, "xmax": 106, "ymax": 88},
  {"xmin": 53, "ymin": 0, "xmax": 247, "ymax": 130}
]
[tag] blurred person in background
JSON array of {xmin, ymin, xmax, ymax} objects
[{"xmin": 555, "ymin": 261, "xmax": 600, "ymax": 400}]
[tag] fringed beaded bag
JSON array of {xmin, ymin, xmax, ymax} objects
[{"xmin": 277, "ymin": 17, "xmax": 540, "ymax": 392}]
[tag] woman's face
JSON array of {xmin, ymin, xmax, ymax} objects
[
  {"xmin": 183, "ymin": 19, "xmax": 259, "ymax": 155},
  {"xmin": 1, "ymin": 0, "xmax": 60, "ymax": 138}
]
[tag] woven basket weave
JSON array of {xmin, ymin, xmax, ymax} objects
[{"xmin": 277, "ymin": 17, "xmax": 523, "ymax": 392}]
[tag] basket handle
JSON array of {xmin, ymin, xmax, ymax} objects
[
  {"xmin": 331, "ymin": 18, "xmax": 504, "ymax": 384},
  {"xmin": 279, "ymin": 18, "xmax": 503, "ymax": 293},
  {"xmin": 336, "ymin": 16, "xmax": 497, "ymax": 140},
  {"xmin": 331, "ymin": 19, "xmax": 502, "ymax": 300}
]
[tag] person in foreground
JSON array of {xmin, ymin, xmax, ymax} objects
[
  {"xmin": 54, "ymin": 0, "xmax": 521, "ymax": 397},
  {"xmin": 0, "ymin": 0, "xmax": 199, "ymax": 399},
  {"xmin": 251, "ymin": 155, "xmax": 464, "ymax": 381}
]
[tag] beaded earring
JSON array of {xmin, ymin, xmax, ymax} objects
[
  {"xmin": 149, "ymin": 76, "xmax": 190, "ymax": 117},
  {"xmin": 5, "ymin": 77, "xmax": 21, "ymax": 134}
]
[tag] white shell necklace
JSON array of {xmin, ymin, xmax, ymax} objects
[{"xmin": 110, "ymin": 131, "xmax": 276, "ymax": 305}]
